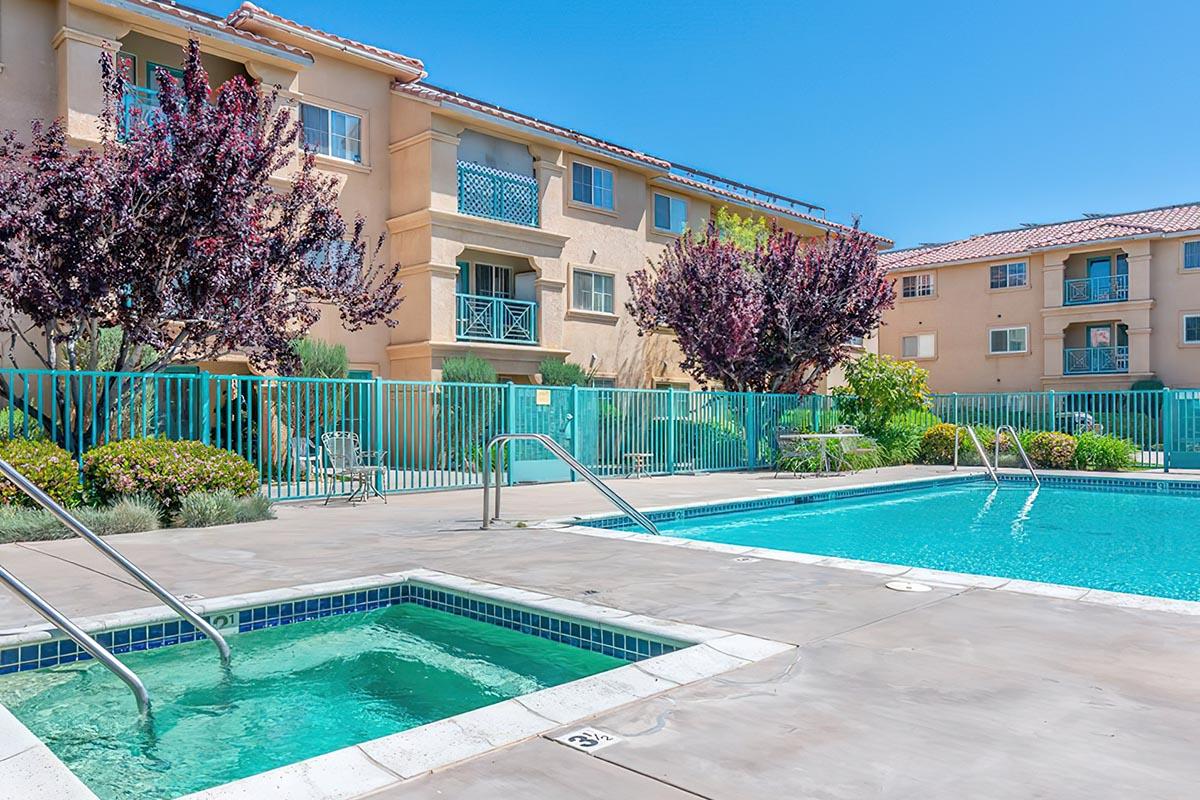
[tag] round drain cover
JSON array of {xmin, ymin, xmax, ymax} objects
[{"xmin": 885, "ymin": 580, "xmax": 932, "ymax": 593}]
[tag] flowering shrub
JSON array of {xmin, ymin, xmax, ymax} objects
[
  {"xmin": 83, "ymin": 438, "xmax": 257, "ymax": 511},
  {"xmin": 1026, "ymin": 431, "xmax": 1077, "ymax": 469},
  {"xmin": 0, "ymin": 438, "xmax": 81, "ymax": 508},
  {"xmin": 917, "ymin": 423, "xmax": 962, "ymax": 464}
]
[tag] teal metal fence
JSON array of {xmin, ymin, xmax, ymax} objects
[
  {"xmin": 0, "ymin": 369, "xmax": 809, "ymax": 500},
  {"xmin": 3, "ymin": 368, "xmax": 1197, "ymax": 499}
]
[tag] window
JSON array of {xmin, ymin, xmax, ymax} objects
[
  {"xmin": 473, "ymin": 263, "xmax": 513, "ymax": 298},
  {"xmin": 571, "ymin": 162, "xmax": 614, "ymax": 210},
  {"xmin": 901, "ymin": 273, "xmax": 934, "ymax": 298},
  {"xmin": 1185, "ymin": 241, "xmax": 1200, "ymax": 270},
  {"xmin": 989, "ymin": 262, "xmax": 1028, "ymax": 289},
  {"xmin": 300, "ymin": 103, "xmax": 363, "ymax": 163},
  {"xmin": 989, "ymin": 326, "xmax": 1027, "ymax": 354},
  {"xmin": 573, "ymin": 270, "xmax": 615, "ymax": 313},
  {"xmin": 305, "ymin": 240, "xmax": 355, "ymax": 276},
  {"xmin": 1185, "ymin": 315, "xmax": 1200, "ymax": 344},
  {"xmin": 849, "ymin": 335, "xmax": 865, "ymax": 347},
  {"xmin": 590, "ymin": 377, "xmax": 616, "ymax": 389},
  {"xmin": 901, "ymin": 333, "xmax": 936, "ymax": 358},
  {"xmin": 653, "ymin": 193, "xmax": 688, "ymax": 234}
]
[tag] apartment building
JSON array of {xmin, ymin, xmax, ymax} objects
[
  {"xmin": 0, "ymin": 0, "xmax": 881, "ymax": 388},
  {"xmin": 878, "ymin": 203, "xmax": 1200, "ymax": 392}
]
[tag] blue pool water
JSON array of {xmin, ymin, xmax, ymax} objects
[{"xmin": 652, "ymin": 481, "xmax": 1200, "ymax": 601}]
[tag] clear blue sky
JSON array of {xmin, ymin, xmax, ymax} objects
[{"xmin": 195, "ymin": 0, "xmax": 1200, "ymax": 248}]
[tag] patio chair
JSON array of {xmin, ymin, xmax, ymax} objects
[
  {"xmin": 286, "ymin": 436, "xmax": 320, "ymax": 480},
  {"xmin": 320, "ymin": 431, "xmax": 387, "ymax": 505},
  {"xmin": 774, "ymin": 427, "xmax": 821, "ymax": 477},
  {"xmin": 830, "ymin": 426, "xmax": 878, "ymax": 472}
]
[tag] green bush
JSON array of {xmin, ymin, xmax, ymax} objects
[
  {"xmin": 0, "ymin": 408, "xmax": 46, "ymax": 441},
  {"xmin": 1026, "ymin": 431, "xmax": 1077, "ymax": 469},
  {"xmin": 179, "ymin": 490, "xmax": 239, "ymax": 528},
  {"xmin": 876, "ymin": 415, "xmax": 936, "ymax": 466},
  {"xmin": 291, "ymin": 337, "xmax": 349, "ymax": 379},
  {"xmin": 832, "ymin": 353, "xmax": 931, "ymax": 436},
  {"xmin": 0, "ymin": 438, "xmax": 81, "ymax": 508},
  {"xmin": 178, "ymin": 490, "xmax": 274, "ymax": 528},
  {"xmin": 83, "ymin": 438, "xmax": 258, "ymax": 512},
  {"xmin": 1091, "ymin": 412, "xmax": 1157, "ymax": 449},
  {"xmin": 538, "ymin": 358, "xmax": 590, "ymax": 386},
  {"xmin": 0, "ymin": 495, "xmax": 160, "ymax": 544},
  {"xmin": 441, "ymin": 354, "xmax": 498, "ymax": 384},
  {"xmin": 1130, "ymin": 378, "xmax": 1164, "ymax": 392},
  {"xmin": 1072, "ymin": 432, "xmax": 1135, "ymax": 472},
  {"xmin": 917, "ymin": 423, "xmax": 960, "ymax": 465},
  {"xmin": 234, "ymin": 492, "xmax": 275, "ymax": 524}
]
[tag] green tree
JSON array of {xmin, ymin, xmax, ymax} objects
[
  {"xmin": 832, "ymin": 353, "xmax": 930, "ymax": 436},
  {"xmin": 713, "ymin": 207, "xmax": 770, "ymax": 251},
  {"xmin": 291, "ymin": 338, "xmax": 349, "ymax": 379},
  {"xmin": 441, "ymin": 354, "xmax": 498, "ymax": 384}
]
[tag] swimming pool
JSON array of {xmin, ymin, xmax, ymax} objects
[
  {"xmin": 0, "ymin": 573, "xmax": 768, "ymax": 800},
  {"xmin": 590, "ymin": 476, "xmax": 1200, "ymax": 602}
]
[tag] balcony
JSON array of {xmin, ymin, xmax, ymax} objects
[
  {"xmin": 456, "ymin": 293, "xmax": 538, "ymax": 345},
  {"xmin": 1063, "ymin": 274, "xmax": 1128, "ymax": 305},
  {"xmin": 457, "ymin": 161, "xmax": 539, "ymax": 227},
  {"xmin": 1063, "ymin": 346, "xmax": 1129, "ymax": 375},
  {"xmin": 120, "ymin": 84, "xmax": 163, "ymax": 136}
]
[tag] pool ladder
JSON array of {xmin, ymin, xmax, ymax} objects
[
  {"xmin": 0, "ymin": 457, "xmax": 233, "ymax": 715},
  {"xmin": 953, "ymin": 425, "xmax": 1040, "ymax": 486},
  {"xmin": 481, "ymin": 433, "xmax": 660, "ymax": 535}
]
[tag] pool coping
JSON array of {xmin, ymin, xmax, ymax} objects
[
  {"xmin": 545, "ymin": 472, "xmax": 1200, "ymax": 617},
  {"xmin": 0, "ymin": 570, "xmax": 794, "ymax": 800}
]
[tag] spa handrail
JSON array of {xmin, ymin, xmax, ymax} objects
[
  {"xmin": 481, "ymin": 433, "xmax": 660, "ymax": 535},
  {"xmin": 0, "ymin": 456, "xmax": 231, "ymax": 665},
  {"xmin": 0, "ymin": 564, "xmax": 150, "ymax": 715}
]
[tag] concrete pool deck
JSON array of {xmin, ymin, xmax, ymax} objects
[{"xmin": 1, "ymin": 465, "xmax": 1198, "ymax": 798}]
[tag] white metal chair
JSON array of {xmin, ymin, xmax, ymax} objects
[
  {"xmin": 831, "ymin": 426, "xmax": 876, "ymax": 472},
  {"xmin": 320, "ymin": 431, "xmax": 386, "ymax": 504}
]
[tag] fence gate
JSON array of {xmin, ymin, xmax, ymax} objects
[
  {"xmin": 508, "ymin": 385, "xmax": 575, "ymax": 482},
  {"xmin": 1166, "ymin": 389, "xmax": 1200, "ymax": 470}
]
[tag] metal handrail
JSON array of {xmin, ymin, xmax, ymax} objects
[
  {"xmin": 954, "ymin": 426, "xmax": 998, "ymax": 483},
  {"xmin": 0, "ymin": 564, "xmax": 150, "ymax": 714},
  {"xmin": 481, "ymin": 434, "xmax": 660, "ymax": 535},
  {"xmin": 995, "ymin": 425, "xmax": 1041, "ymax": 486},
  {"xmin": 0, "ymin": 457, "xmax": 231, "ymax": 664}
]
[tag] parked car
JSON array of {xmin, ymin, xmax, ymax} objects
[{"xmin": 1055, "ymin": 412, "xmax": 1104, "ymax": 435}]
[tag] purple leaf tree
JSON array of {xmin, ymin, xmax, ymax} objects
[
  {"xmin": 0, "ymin": 41, "xmax": 402, "ymax": 446},
  {"xmin": 627, "ymin": 222, "xmax": 894, "ymax": 394}
]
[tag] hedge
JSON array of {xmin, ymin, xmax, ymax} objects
[
  {"xmin": 83, "ymin": 438, "xmax": 258, "ymax": 512},
  {"xmin": 0, "ymin": 438, "xmax": 81, "ymax": 508}
]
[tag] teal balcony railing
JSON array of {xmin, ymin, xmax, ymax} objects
[
  {"xmin": 456, "ymin": 293, "xmax": 538, "ymax": 345},
  {"xmin": 457, "ymin": 161, "xmax": 539, "ymax": 227},
  {"xmin": 1063, "ymin": 345, "xmax": 1128, "ymax": 375},
  {"xmin": 120, "ymin": 85, "xmax": 163, "ymax": 136},
  {"xmin": 1063, "ymin": 274, "xmax": 1128, "ymax": 305}
]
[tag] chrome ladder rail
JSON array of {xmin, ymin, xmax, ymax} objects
[
  {"xmin": 481, "ymin": 434, "xmax": 660, "ymax": 535},
  {"xmin": 955, "ymin": 426, "xmax": 999, "ymax": 484},
  {"xmin": 0, "ymin": 457, "xmax": 231, "ymax": 665},
  {"xmin": 995, "ymin": 424, "xmax": 1040, "ymax": 486},
  {"xmin": 0, "ymin": 564, "xmax": 150, "ymax": 714}
]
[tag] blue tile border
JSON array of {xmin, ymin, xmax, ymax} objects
[
  {"xmin": 582, "ymin": 472, "xmax": 1200, "ymax": 531},
  {"xmin": 0, "ymin": 581, "xmax": 678, "ymax": 675}
]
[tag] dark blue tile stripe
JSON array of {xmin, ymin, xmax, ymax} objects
[
  {"xmin": 0, "ymin": 582, "xmax": 676, "ymax": 675},
  {"xmin": 587, "ymin": 472, "xmax": 1200, "ymax": 530}
]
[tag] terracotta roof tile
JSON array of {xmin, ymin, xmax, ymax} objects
[
  {"xmin": 880, "ymin": 202, "xmax": 1200, "ymax": 270},
  {"xmin": 122, "ymin": 0, "xmax": 312, "ymax": 61},
  {"xmin": 227, "ymin": 3, "xmax": 424, "ymax": 75},
  {"xmin": 394, "ymin": 82, "xmax": 890, "ymax": 242}
]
